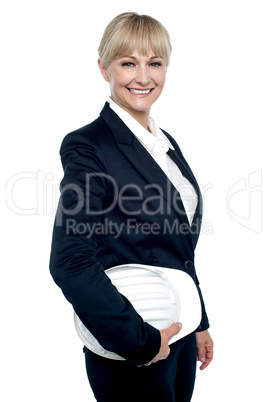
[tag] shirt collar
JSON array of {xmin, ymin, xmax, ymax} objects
[{"xmin": 107, "ymin": 97, "xmax": 174, "ymax": 152}]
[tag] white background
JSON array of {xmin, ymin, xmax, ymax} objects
[{"xmin": 1, "ymin": 0, "xmax": 266, "ymax": 401}]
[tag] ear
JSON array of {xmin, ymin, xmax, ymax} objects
[{"xmin": 98, "ymin": 58, "xmax": 110, "ymax": 82}]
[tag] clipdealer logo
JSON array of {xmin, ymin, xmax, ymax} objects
[
  {"xmin": 4, "ymin": 170, "xmax": 214, "ymax": 235},
  {"xmin": 5, "ymin": 171, "xmax": 190, "ymax": 219},
  {"xmin": 5, "ymin": 169, "xmax": 263, "ymax": 234},
  {"xmin": 226, "ymin": 170, "xmax": 262, "ymax": 233},
  {"xmin": 11, "ymin": 168, "xmax": 267, "ymax": 235}
]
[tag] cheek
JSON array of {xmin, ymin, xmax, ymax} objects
[
  {"xmin": 109, "ymin": 74, "xmax": 130, "ymax": 94},
  {"xmin": 109, "ymin": 77, "xmax": 121, "ymax": 96},
  {"xmin": 154, "ymin": 70, "xmax": 166, "ymax": 88},
  {"xmin": 118, "ymin": 72, "xmax": 133, "ymax": 87},
  {"xmin": 159, "ymin": 72, "xmax": 166, "ymax": 87}
]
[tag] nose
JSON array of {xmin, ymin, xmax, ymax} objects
[{"xmin": 136, "ymin": 65, "xmax": 150, "ymax": 86}]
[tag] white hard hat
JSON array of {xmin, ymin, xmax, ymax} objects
[{"xmin": 74, "ymin": 264, "xmax": 201, "ymax": 360}]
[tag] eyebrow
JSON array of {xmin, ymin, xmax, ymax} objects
[{"xmin": 122, "ymin": 55, "xmax": 162, "ymax": 60}]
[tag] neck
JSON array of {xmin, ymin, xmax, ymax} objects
[
  {"xmin": 110, "ymin": 97, "xmax": 150, "ymax": 131},
  {"xmin": 130, "ymin": 110, "xmax": 150, "ymax": 131}
]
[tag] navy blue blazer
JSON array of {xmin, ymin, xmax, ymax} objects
[{"xmin": 49, "ymin": 102, "xmax": 209, "ymax": 366}]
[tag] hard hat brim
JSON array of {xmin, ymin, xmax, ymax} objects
[{"xmin": 74, "ymin": 264, "xmax": 201, "ymax": 360}]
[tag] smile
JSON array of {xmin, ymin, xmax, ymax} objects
[{"xmin": 128, "ymin": 88, "xmax": 153, "ymax": 95}]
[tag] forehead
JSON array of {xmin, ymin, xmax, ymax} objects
[
  {"xmin": 113, "ymin": 44, "xmax": 167, "ymax": 64},
  {"xmin": 119, "ymin": 49, "xmax": 161, "ymax": 59}
]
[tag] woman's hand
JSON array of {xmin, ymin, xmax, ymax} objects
[
  {"xmin": 143, "ymin": 322, "xmax": 182, "ymax": 366},
  {"xmin": 195, "ymin": 330, "xmax": 214, "ymax": 370}
]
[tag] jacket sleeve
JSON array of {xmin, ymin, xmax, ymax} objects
[
  {"xmin": 195, "ymin": 280, "xmax": 210, "ymax": 332},
  {"xmin": 49, "ymin": 131, "xmax": 161, "ymax": 365}
]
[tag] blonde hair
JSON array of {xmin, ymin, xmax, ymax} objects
[{"xmin": 98, "ymin": 12, "xmax": 172, "ymax": 66}]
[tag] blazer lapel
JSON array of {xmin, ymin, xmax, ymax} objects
[
  {"xmin": 100, "ymin": 103, "xmax": 200, "ymax": 235},
  {"xmin": 165, "ymin": 136, "xmax": 203, "ymax": 247}
]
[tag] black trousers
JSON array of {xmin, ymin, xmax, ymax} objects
[{"xmin": 83, "ymin": 332, "xmax": 197, "ymax": 402}]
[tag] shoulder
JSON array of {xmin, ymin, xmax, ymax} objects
[
  {"xmin": 60, "ymin": 116, "xmax": 111, "ymax": 155},
  {"xmin": 58, "ymin": 115, "xmax": 116, "ymax": 174}
]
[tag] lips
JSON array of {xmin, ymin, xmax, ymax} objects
[{"xmin": 128, "ymin": 88, "xmax": 153, "ymax": 95}]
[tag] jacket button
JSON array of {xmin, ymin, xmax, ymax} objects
[{"xmin": 184, "ymin": 260, "xmax": 193, "ymax": 270}]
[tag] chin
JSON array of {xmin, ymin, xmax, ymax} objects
[
  {"xmin": 130, "ymin": 101, "xmax": 153, "ymax": 111},
  {"xmin": 130, "ymin": 107, "xmax": 151, "ymax": 114}
]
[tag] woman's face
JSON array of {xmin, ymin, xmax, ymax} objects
[{"xmin": 99, "ymin": 48, "xmax": 167, "ymax": 125}]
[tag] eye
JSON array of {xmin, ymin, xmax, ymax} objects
[
  {"xmin": 150, "ymin": 62, "xmax": 162, "ymax": 67},
  {"xmin": 122, "ymin": 62, "xmax": 135, "ymax": 67}
]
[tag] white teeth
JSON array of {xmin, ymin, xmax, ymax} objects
[{"xmin": 129, "ymin": 89, "xmax": 151, "ymax": 94}]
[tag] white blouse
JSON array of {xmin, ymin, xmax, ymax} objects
[{"xmin": 108, "ymin": 98, "xmax": 198, "ymax": 225}]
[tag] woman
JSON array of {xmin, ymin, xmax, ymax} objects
[{"xmin": 50, "ymin": 12, "xmax": 213, "ymax": 402}]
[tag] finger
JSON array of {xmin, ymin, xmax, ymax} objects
[
  {"xmin": 199, "ymin": 352, "xmax": 212, "ymax": 370},
  {"xmin": 157, "ymin": 345, "xmax": 170, "ymax": 360},
  {"xmin": 167, "ymin": 322, "xmax": 182, "ymax": 340},
  {"xmin": 144, "ymin": 358, "xmax": 159, "ymax": 366},
  {"xmin": 198, "ymin": 346, "xmax": 213, "ymax": 370},
  {"xmin": 199, "ymin": 357, "xmax": 212, "ymax": 370},
  {"xmin": 197, "ymin": 345, "xmax": 206, "ymax": 364}
]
